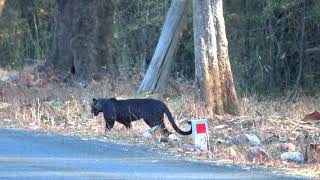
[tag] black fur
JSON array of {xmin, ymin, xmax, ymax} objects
[{"xmin": 91, "ymin": 98, "xmax": 191, "ymax": 136}]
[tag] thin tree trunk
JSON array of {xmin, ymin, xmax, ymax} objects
[
  {"xmin": 138, "ymin": 0, "xmax": 189, "ymax": 94},
  {"xmin": 0, "ymin": 0, "xmax": 5, "ymax": 16},
  {"xmin": 193, "ymin": 0, "xmax": 241, "ymax": 115},
  {"xmin": 286, "ymin": 0, "xmax": 306, "ymax": 102}
]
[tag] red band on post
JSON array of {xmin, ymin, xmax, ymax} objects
[{"xmin": 196, "ymin": 124, "xmax": 206, "ymax": 134}]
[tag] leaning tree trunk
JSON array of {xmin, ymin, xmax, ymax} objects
[
  {"xmin": 0, "ymin": 0, "xmax": 5, "ymax": 16},
  {"xmin": 138, "ymin": 0, "xmax": 189, "ymax": 94},
  {"xmin": 193, "ymin": 0, "xmax": 242, "ymax": 115},
  {"xmin": 45, "ymin": 0, "xmax": 115, "ymax": 81}
]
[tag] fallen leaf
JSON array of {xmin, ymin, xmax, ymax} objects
[
  {"xmin": 279, "ymin": 143, "xmax": 296, "ymax": 152},
  {"xmin": 289, "ymin": 131, "xmax": 301, "ymax": 141},
  {"xmin": 302, "ymin": 111, "xmax": 320, "ymax": 122}
]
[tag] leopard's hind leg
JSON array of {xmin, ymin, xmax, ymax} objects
[{"xmin": 159, "ymin": 123, "xmax": 170, "ymax": 137}]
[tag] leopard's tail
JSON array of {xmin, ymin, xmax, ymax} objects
[{"xmin": 163, "ymin": 105, "xmax": 192, "ymax": 135}]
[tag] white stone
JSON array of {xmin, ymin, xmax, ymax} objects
[
  {"xmin": 168, "ymin": 134, "xmax": 180, "ymax": 142},
  {"xmin": 0, "ymin": 102, "xmax": 11, "ymax": 109},
  {"xmin": 281, "ymin": 152, "xmax": 304, "ymax": 163}
]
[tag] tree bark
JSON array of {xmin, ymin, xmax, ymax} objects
[
  {"xmin": 0, "ymin": 0, "xmax": 5, "ymax": 16},
  {"xmin": 214, "ymin": 0, "xmax": 242, "ymax": 115},
  {"xmin": 45, "ymin": 0, "xmax": 115, "ymax": 81},
  {"xmin": 138, "ymin": 0, "xmax": 189, "ymax": 94},
  {"xmin": 193, "ymin": 0, "xmax": 242, "ymax": 115}
]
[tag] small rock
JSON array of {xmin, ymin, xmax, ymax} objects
[
  {"xmin": 247, "ymin": 146, "xmax": 272, "ymax": 161},
  {"xmin": 168, "ymin": 134, "xmax": 180, "ymax": 142},
  {"xmin": 0, "ymin": 102, "xmax": 11, "ymax": 109},
  {"xmin": 281, "ymin": 152, "xmax": 304, "ymax": 163},
  {"xmin": 279, "ymin": 143, "xmax": 296, "ymax": 152},
  {"xmin": 235, "ymin": 133, "xmax": 261, "ymax": 146}
]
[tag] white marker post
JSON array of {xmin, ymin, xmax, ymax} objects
[{"xmin": 191, "ymin": 119, "xmax": 209, "ymax": 151}]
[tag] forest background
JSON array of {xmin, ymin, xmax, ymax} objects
[{"xmin": 1, "ymin": 0, "xmax": 320, "ymax": 95}]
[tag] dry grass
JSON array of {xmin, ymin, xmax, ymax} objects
[{"xmin": 0, "ymin": 66, "xmax": 319, "ymax": 179}]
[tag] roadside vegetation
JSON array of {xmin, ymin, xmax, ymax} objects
[{"xmin": 0, "ymin": 67, "xmax": 319, "ymax": 178}]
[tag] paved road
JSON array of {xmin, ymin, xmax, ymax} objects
[{"xmin": 0, "ymin": 128, "xmax": 311, "ymax": 180}]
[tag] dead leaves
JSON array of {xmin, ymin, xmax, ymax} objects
[
  {"xmin": 247, "ymin": 146, "xmax": 272, "ymax": 162},
  {"xmin": 303, "ymin": 111, "xmax": 320, "ymax": 122},
  {"xmin": 279, "ymin": 143, "xmax": 296, "ymax": 152},
  {"xmin": 0, "ymin": 66, "xmax": 320, "ymax": 178},
  {"xmin": 310, "ymin": 144, "xmax": 320, "ymax": 152},
  {"xmin": 205, "ymin": 104, "xmax": 320, "ymax": 174},
  {"xmin": 305, "ymin": 144, "xmax": 320, "ymax": 163}
]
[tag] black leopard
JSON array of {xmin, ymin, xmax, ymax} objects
[{"xmin": 91, "ymin": 98, "xmax": 191, "ymax": 136}]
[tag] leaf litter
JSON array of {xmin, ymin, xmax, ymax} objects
[{"xmin": 0, "ymin": 66, "xmax": 319, "ymax": 179}]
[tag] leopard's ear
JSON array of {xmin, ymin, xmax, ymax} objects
[{"xmin": 92, "ymin": 98, "xmax": 97, "ymax": 103}]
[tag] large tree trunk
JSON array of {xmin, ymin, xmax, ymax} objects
[
  {"xmin": 45, "ymin": 0, "xmax": 115, "ymax": 81},
  {"xmin": 0, "ymin": 0, "xmax": 5, "ymax": 16},
  {"xmin": 138, "ymin": 0, "xmax": 189, "ymax": 94},
  {"xmin": 193, "ymin": 0, "xmax": 242, "ymax": 115},
  {"xmin": 214, "ymin": 0, "xmax": 242, "ymax": 115}
]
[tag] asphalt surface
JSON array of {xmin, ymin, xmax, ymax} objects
[{"xmin": 0, "ymin": 128, "xmax": 312, "ymax": 180}]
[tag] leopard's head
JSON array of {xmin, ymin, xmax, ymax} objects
[{"xmin": 91, "ymin": 98, "xmax": 103, "ymax": 116}]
